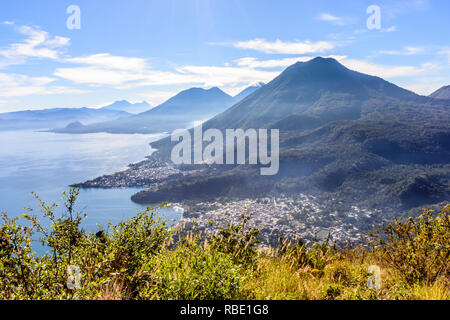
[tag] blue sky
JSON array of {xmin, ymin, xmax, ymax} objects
[{"xmin": 0, "ymin": 0, "xmax": 449, "ymax": 112}]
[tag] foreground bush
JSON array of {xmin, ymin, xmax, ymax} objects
[
  {"xmin": 140, "ymin": 239, "xmax": 249, "ymax": 300},
  {"xmin": 369, "ymin": 205, "xmax": 450, "ymax": 285},
  {"xmin": 0, "ymin": 188, "xmax": 448, "ymax": 300}
]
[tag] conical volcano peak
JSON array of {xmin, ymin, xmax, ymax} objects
[
  {"xmin": 271, "ymin": 56, "xmax": 362, "ymax": 91},
  {"xmin": 306, "ymin": 56, "xmax": 341, "ymax": 65},
  {"xmin": 204, "ymin": 57, "xmax": 427, "ymax": 130},
  {"xmin": 289, "ymin": 56, "xmax": 349, "ymax": 74}
]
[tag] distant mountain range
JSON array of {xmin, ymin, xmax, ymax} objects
[
  {"xmin": 51, "ymin": 84, "xmax": 264, "ymax": 134},
  {"xmin": 102, "ymin": 100, "xmax": 152, "ymax": 114},
  {"xmin": 0, "ymin": 84, "xmax": 262, "ymax": 133},
  {"xmin": 109, "ymin": 57, "xmax": 449, "ymax": 218},
  {"xmin": 430, "ymin": 85, "xmax": 450, "ymax": 100},
  {"xmin": 0, "ymin": 107, "xmax": 130, "ymax": 131}
]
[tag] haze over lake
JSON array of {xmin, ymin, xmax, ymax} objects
[{"xmin": 0, "ymin": 130, "xmax": 180, "ymax": 240}]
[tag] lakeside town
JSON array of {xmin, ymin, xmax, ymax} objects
[
  {"xmin": 77, "ymin": 158, "xmax": 183, "ymax": 188},
  {"xmin": 171, "ymin": 194, "xmax": 387, "ymax": 246}
]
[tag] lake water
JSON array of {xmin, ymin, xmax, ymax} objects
[{"xmin": 0, "ymin": 130, "xmax": 180, "ymax": 252}]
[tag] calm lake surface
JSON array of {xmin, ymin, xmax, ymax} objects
[{"xmin": 0, "ymin": 130, "xmax": 179, "ymax": 252}]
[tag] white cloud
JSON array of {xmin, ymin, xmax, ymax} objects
[
  {"xmin": 234, "ymin": 55, "xmax": 347, "ymax": 69},
  {"xmin": 379, "ymin": 46, "xmax": 424, "ymax": 56},
  {"xmin": 175, "ymin": 65, "xmax": 280, "ymax": 87},
  {"xmin": 56, "ymin": 53, "xmax": 200, "ymax": 88},
  {"xmin": 232, "ymin": 38, "xmax": 334, "ymax": 54},
  {"xmin": 54, "ymin": 67, "xmax": 147, "ymax": 86},
  {"xmin": 0, "ymin": 25, "xmax": 70, "ymax": 67},
  {"xmin": 55, "ymin": 52, "xmax": 282, "ymax": 89},
  {"xmin": 55, "ymin": 65, "xmax": 198, "ymax": 88},
  {"xmin": 315, "ymin": 13, "xmax": 350, "ymax": 25},
  {"xmin": 0, "ymin": 72, "xmax": 87, "ymax": 97},
  {"xmin": 63, "ymin": 53, "xmax": 149, "ymax": 71},
  {"xmin": 338, "ymin": 57, "xmax": 436, "ymax": 78},
  {"xmin": 235, "ymin": 56, "xmax": 311, "ymax": 68}
]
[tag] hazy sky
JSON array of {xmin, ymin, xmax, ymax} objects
[{"xmin": 0, "ymin": 0, "xmax": 449, "ymax": 112}]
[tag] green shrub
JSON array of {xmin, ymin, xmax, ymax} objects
[
  {"xmin": 141, "ymin": 239, "xmax": 248, "ymax": 300},
  {"xmin": 0, "ymin": 212, "xmax": 36, "ymax": 298},
  {"xmin": 107, "ymin": 205, "xmax": 170, "ymax": 295},
  {"xmin": 278, "ymin": 236, "xmax": 337, "ymax": 272},
  {"xmin": 0, "ymin": 187, "xmax": 172, "ymax": 299},
  {"xmin": 369, "ymin": 205, "xmax": 450, "ymax": 285},
  {"xmin": 208, "ymin": 213, "xmax": 260, "ymax": 269}
]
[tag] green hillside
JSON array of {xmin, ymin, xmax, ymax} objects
[{"xmin": 131, "ymin": 58, "xmax": 449, "ymax": 217}]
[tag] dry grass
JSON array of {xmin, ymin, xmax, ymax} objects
[{"xmin": 244, "ymin": 250, "xmax": 449, "ymax": 300}]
